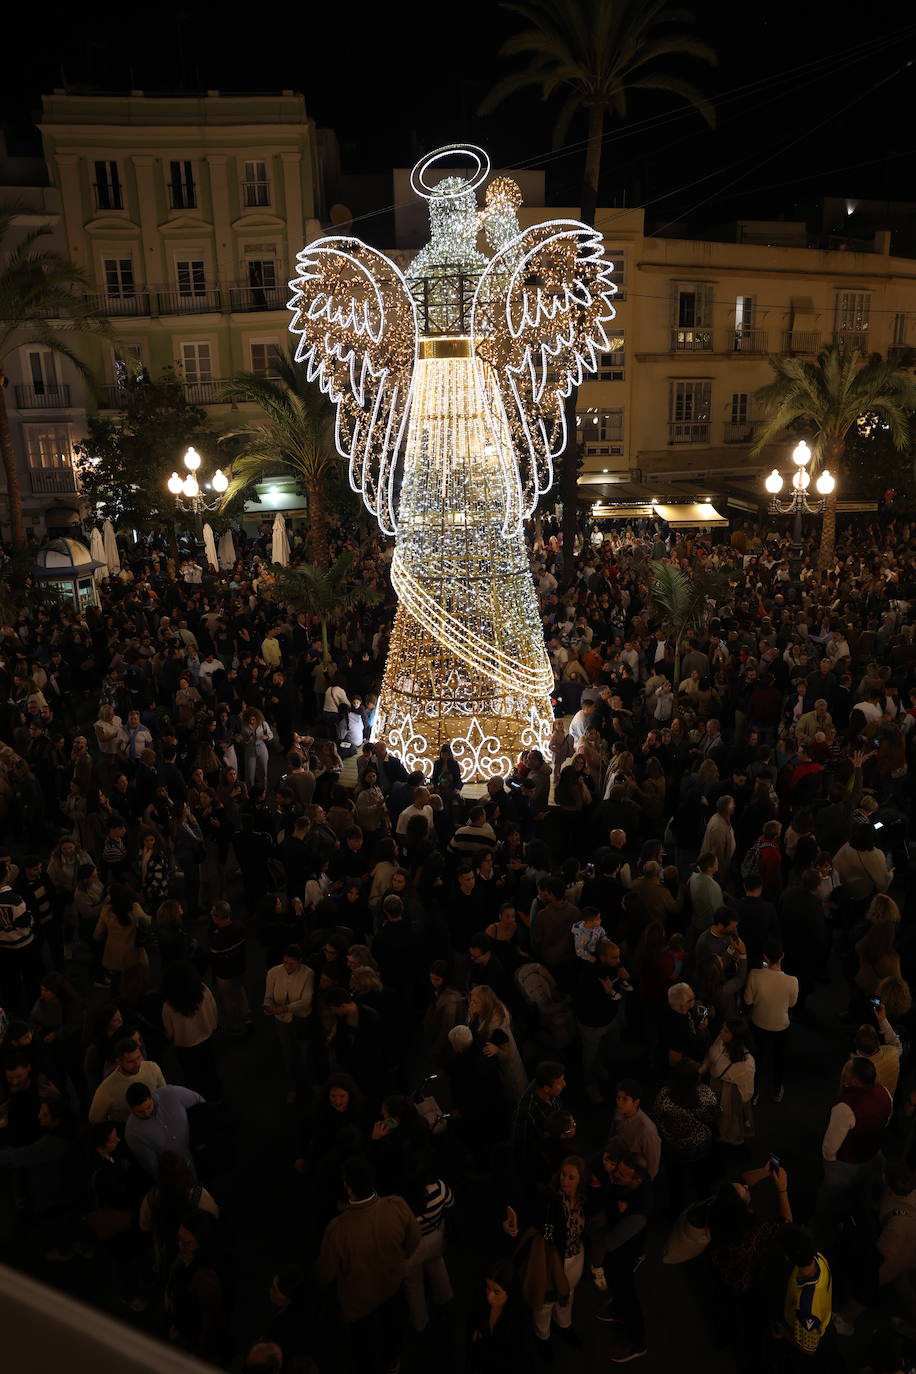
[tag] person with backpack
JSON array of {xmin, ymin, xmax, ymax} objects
[{"xmin": 742, "ymin": 819, "xmax": 784, "ymax": 905}]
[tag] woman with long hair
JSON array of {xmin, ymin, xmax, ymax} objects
[
  {"xmin": 138, "ymin": 828, "xmax": 171, "ymax": 910},
  {"xmin": 630, "ymin": 756, "xmax": 666, "ymax": 831},
  {"xmin": 161, "ymin": 960, "xmax": 220, "ymax": 1100},
  {"xmin": 504, "ymin": 1155, "xmax": 590, "ymax": 1353},
  {"xmin": 466, "ymin": 1261, "xmax": 525, "ymax": 1374},
  {"xmin": 165, "ymin": 1209, "xmax": 233, "ymax": 1363},
  {"xmin": 871, "ymin": 720, "xmax": 907, "ymax": 802},
  {"xmin": 833, "ymin": 822, "xmax": 893, "ymax": 905},
  {"xmin": 423, "ymin": 961, "xmax": 467, "ymax": 1069},
  {"xmin": 467, "ymin": 984, "xmax": 527, "ymax": 1105},
  {"xmin": 353, "ymin": 765, "xmax": 387, "ymax": 836},
  {"xmin": 325, "ymin": 784, "xmax": 356, "ymax": 843},
  {"xmin": 652, "ymin": 1059, "xmax": 718, "ymax": 1213},
  {"xmin": 701, "ymin": 1016, "xmax": 757, "ymax": 1148},
  {"xmin": 94, "ymin": 884, "xmax": 150, "ymax": 991},
  {"xmin": 139, "ymin": 1149, "xmax": 219, "ymax": 1274},
  {"xmin": 855, "ymin": 894, "xmax": 903, "ymax": 999},
  {"xmin": 240, "ymin": 707, "xmax": 272, "ymax": 791}
]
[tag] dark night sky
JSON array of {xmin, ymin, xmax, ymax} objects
[{"xmin": 4, "ymin": 1, "xmax": 916, "ymax": 233}]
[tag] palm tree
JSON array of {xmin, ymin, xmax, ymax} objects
[
  {"xmin": 480, "ymin": 0, "xmax": 715, "ymax": 225},
  {"xmin": 753, "ymin": 344, "xmax": 916, "ymax": 571},
  {"xmin": 479, "ymin": 0, "xmax": 715, "ymax": 581},
  {"xmin": 271, "ymin": 553, "xmax": 381, "ymax": 665},
  {"xmin": 647, "ymin": 559, "xmax": 723, "ymax": 687},
  {"xmin": 0, "ymin": 203, "xmax": 111, "ymax": 546},
  {"xmin": 219, "ymin": 351, "xmax": 338, "ymax": 567}
]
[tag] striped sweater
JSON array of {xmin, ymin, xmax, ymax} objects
[
  {"xmin": 0, "ymin": 888, "xmax": 34, "ymax": 950},
  {"xmin": 417, "ymin": 1179, "xmax": 454, "ymax": 1235}
]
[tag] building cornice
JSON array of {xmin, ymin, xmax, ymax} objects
[{"xmin": 636, "ymin": 259, "xmax": 916, "ymax": 284}]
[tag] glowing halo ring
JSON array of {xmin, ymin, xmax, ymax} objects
[{"xmin": 410, "ymin": 144, "xmax": 491, "ymax": 201}]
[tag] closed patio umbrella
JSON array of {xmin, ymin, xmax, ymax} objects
[
  {"xmin": 271, "ymin": 512, "xmax": 290, "ymax": 567},
  {"xmin": 202, "ymin": 523, "xmax": 219, "ymax": 572},
  {"xmin": 102, "ymin": 520, "xmax": 120, "ymax": 573},
  {"xmin": 89, "ymin": 527, "xmax": 107, "ymax": 583},
  {"xmin": 217, "ymin": 530, "xmax": 236, "ymax": 570}
]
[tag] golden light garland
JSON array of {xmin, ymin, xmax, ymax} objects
[{"xmin": 287, "ymin": 147, "xmax": 616, "ymax": 781}]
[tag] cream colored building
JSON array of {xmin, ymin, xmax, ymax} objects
[
  {"xmin": 575, "ymin": 209, "xmax": 916, "ymax": 508},
  {"xmin": 2, "ymin": 91, "xmax": 325, "ymax": 534}
]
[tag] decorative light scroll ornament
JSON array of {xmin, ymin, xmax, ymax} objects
[{"xmin": 288, "ymin": 145, "xmax": 616, "ymax": 780}]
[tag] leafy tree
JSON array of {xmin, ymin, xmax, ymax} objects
[
  {"xmin": 219, "ymin": 352, "xmax": 343, "ymax": 567},
  {"xmin": 752, "ymin": 344, "xmax": 916, "ymax": 569},
  {"xmin": 0, "ymin": 202, "xmax": 111, "ymax": 546},
  {"xmin": 75, "ymin": 370, "xmax": 222, "ymax": 530},
  {"xmin": 479, "ymin": 0, "xmax": 715, "ymax": 582},
  {"xmin": 647, "ymin": 558, "xmax": 724, "ymax": 686},
  {"xmin": 842, "ymin": 409, "xmax": 916, "ymax": 500},
  {"xmin": 0, "ymin": 546, "xmax": 57, "ymax": 626},
  {"xmin": 270, "ymin": 552, "xmax": 380, "ymax": 664}
]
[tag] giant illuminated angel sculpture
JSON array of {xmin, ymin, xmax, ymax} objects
[{"xmin": 288, "ymin": 145, "xmax": 617, "ymax": 782}]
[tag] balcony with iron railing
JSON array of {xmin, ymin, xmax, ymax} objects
[
  {"xmin": 723, "ymin": 420, "xmax": 758, "ymax": 444},
  {"xmin": 732, "ymin": 328, "xmax": 768, "ymax": 354},
  {"xmin": 29, "ymin": 466, "xmax": 79, "ymax": 495},
  {"xmin": 782, "ymin": 330, "xmax": 820, "ymax": 354},
  {"xmin": 228, "ymin": 283, "xmax": 286, "ymax": 312},
  {"xmin": 14, "ymin": 384, "xmax": 72, "ymax": 410},
  {"xmin": 834, "ymin": 329, "xmax": 869, "ymax": 352},
  {"xmin": 670, "ymin": 328, "xmax": 713, "ymax": 352},
  {"xmin": 156, "ymin": 287, "xmax": 223, "ymax": 315},
  {"xmin": 668, "ymin": 421, "xmax": 711, "ymax": 444},
  {"xmin": 98, "ymin": 379, "xmax": 233, "ymax": 409},
  {"xmin": 80, "ymin": 281, "xmax": 289, "ymax": 318},
  {"xmin": 84, "ymin": 290, "xmax": 151, "ymax": 317}
]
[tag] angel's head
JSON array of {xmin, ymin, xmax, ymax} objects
[{"xmin": 425, "ymin": 175, "xmax": 482, "ymax": 260}]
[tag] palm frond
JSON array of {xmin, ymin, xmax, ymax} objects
[{"xmin": 752, "ymin": 342, "xmax": 916, "ymax": 467}]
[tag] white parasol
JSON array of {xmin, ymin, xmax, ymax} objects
[
  {"xmin": 202, "ymin": 523, "xmax": 219, "ymax": 572},
  {"xmin": 217, "ymin": 529, "xmax": 236, "ymax": 570},
  {"xmin": 89, "ymin": 527, "xmax": 107, "ymax": 583},
  {"xmin": 102, "ymin": 520, "xmax": 120, "ymax": 573},
  {"xmin": 271, "ymin": 512, "xmax": 290, "ymax": 567}
]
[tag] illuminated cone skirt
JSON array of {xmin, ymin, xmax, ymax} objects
[{"xmin": 372, "ymin": 347, "xmax": 554, "ymax": 782}]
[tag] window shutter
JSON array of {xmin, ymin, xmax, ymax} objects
[
  {"xmin": 696, "ymin": 283, "xmax": 713, "ymax": 327},
  {"xmin": 669, "ymin": 282, "xmax": 681, "ymax": 328}
]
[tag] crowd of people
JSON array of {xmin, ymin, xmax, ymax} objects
[{"xmin": 0, "ymin": 507, "xmax": 915, "ymax": 1374}]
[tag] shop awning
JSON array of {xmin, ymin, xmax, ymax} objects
[
  {"xmin": 654, "ymin": 502, "xmax": 728, "ymax": 527},
  {"xmin": 590, "ymin": 501, "xmax": 727, "ymax": 526}
]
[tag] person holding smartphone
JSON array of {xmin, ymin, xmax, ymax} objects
[{"xmin": 853, "ymin": 1003, "xmax": 903, "ymax": 1099}]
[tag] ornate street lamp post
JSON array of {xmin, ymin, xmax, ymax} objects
[
  {"xmin": 166, "ymin": 446, "xmax": 229, "ymax": 517},
  {"xmin": 764, "ymin": 440, "xmax": 836, "ymax": 548}
]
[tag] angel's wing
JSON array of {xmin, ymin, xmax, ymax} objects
[
  {"xmin": 288, "ymin": 236, "xmax": 418, "ymax": 535},
  {"xmin": 471, "ymin": 221, "xmax": 617, "ymax": 534}
]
